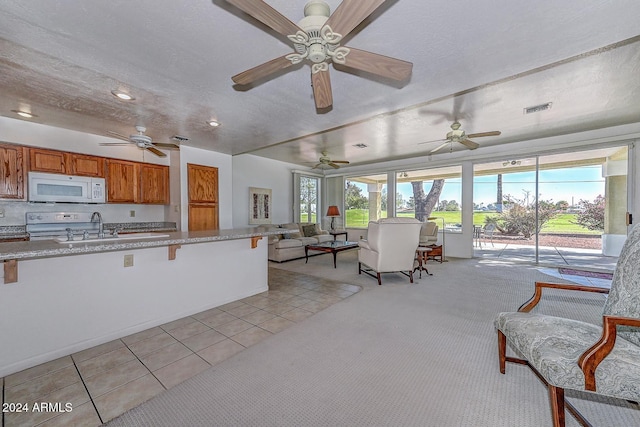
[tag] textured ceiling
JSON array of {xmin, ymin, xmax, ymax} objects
[{"xmin": 1, "ymin": 0, "xmax": 639, "ymax": 168}]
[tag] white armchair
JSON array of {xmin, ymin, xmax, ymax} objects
[
  {"xmin": 358, "ymin": 217, "xmax": 423, "ymax": 286},
  {"xmin": 419, "ymin": 221, "xmax": 439, "ymax": 246}
]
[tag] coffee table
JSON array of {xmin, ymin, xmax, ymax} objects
[{"xmin": 305, "ymin": 240, "xmax": 359, "ymax": 268}]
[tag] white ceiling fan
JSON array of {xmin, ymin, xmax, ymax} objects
[
  {"xmin": 222, "ymin": 0, "xmax": 413, "ymax": 111},
  {"xmin": 101, "ymin": 125, "xmax": 180, "ymax": 157},
  {"xmin": 420, "ymin": 121, "xmax": 501, "ymax": 153},
  {"xmin": 312, "ymin": 151, "xmax": 350, "ymax": 169}
]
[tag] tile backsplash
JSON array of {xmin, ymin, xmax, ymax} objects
[{"xmin": 0, "ymin": 201, "xmax": 167, "ymax": 226}]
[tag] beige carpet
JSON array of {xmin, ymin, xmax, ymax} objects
[{"xmin": 107, "ymin": 253, "xmax": 640, "ymax": 426}]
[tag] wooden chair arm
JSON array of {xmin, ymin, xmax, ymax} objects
[
  {"xmin": 578, "ymin": 316, "xmax": 640, "ymax": 391},
  {"xmin": 518, "ymin": 281, "xmax": 610, "ymax": 313}
]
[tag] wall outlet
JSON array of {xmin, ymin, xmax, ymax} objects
[
  {"xmin": 129, "ymin": 210, "xmax": 136, "ymax": 217},
  {"xmin": 123, "ymin": 254, "xmax": 134, "ymax": 267},
  {"xmin": 174, "ymin": 205, "xmax": 180, "ymax": 213},
  {"xmin": 0, "ymin": 208, "xmax": 4, "ymax": 218}
]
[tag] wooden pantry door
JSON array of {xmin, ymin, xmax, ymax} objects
[{"xmin": 187, "ymin": 163, "xmax": 219, "ymax": 231}]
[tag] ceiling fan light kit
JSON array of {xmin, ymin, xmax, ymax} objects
[{"xmin": 224, "ymin": 0, "xmax": 413, "ymax": 110}]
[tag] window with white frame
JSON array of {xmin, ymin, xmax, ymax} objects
[{"xmin": 297, "ymin": 174, "xmax": 320, "ymax": 223}]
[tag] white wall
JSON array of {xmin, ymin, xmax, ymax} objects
[
  {"xmin": 232, "ymin": 154, "xmax": 297, "ymax": 227},
  {"xmin": 179, "ymin": 146, "xmax": 233, "ymax": 230},
  {"xmin": 0, "ymin": 237, "xmax": 269, "ymax": 377},
  {"xmin": 0, "ymin": 117, "xmax": 168, "ymax": 226}
]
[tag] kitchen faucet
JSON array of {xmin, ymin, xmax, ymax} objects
[{"xmin": 91, "ymin": 211, "xmax": 104, "ymax": 238}]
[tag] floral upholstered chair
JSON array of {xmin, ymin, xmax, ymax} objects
[{"xmin": 495, "ymin": 223, "xmax": 640, "ymax": 427}]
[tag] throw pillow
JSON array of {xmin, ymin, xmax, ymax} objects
[{"xmin": 302, "ymin": 224, "xmax": 317, "ymax": 237}]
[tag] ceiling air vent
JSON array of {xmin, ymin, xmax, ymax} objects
[
  {"xmin": 524, "ymin": 102, "xmax": 552, "ymax": 114},
  {"xmin": 172, "ymin": 135, "xmax": 189, "ymax": 142}
]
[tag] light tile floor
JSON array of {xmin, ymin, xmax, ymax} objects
[{"xmin": 1, "ymin": 269, "xmax": 361, "ymax": 427}]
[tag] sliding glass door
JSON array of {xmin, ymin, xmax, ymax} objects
[
  {"xmin": 474, "ymin": 157, "xmax": 538, "ymax": 262},
  {"xmin": 473, "ymin": 145, "xmax": 628, "ymax": 269}
]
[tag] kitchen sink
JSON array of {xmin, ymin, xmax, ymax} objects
[{"xmin": 55, "ymin": 232, "xmax": 170, "ymax": 244}]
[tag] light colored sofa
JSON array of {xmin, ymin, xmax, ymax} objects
[{"xmin": 265, "ymin": 223, "xmax": 334, "ymax": 262}]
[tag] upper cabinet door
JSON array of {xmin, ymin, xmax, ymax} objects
[
  {"xmin": 140, "ymin": 164, "xmax": 169, "ymax": 204},
  {"xmin": 29, "ymin": 148, "xmax": 69, "ymax": 174},
  {"xmin": 187, "ymin": 163, "xmax": 218, "ymax": 203},
  {"xmin": 0, "ymin": 144, "xmax": 26, "ymax": 200},
  {"xmin": 70, "ymin": 154, "xmax": 105, "ymax": 177},
  {"xmin": 106, "ymin": 159, "xmax": 140, "ymax": 203}
]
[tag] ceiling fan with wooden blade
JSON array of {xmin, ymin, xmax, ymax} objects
[
  {"xmin": 223, "ymin": 0, "xmax": 412, "ymax": 110},
  {"xmin": 419, "ymin": 121, "xmax": 501, "ymax": 153},
  {"xmin": 101, "ymin": 126, "xmax": 180, "ymax": 158},
  {"xmin": 311, "ymin": 151, "xmax": 350, "ymax": 169}
]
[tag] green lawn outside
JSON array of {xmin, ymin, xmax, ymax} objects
[
  {"xmin": 299, "ymin": 213, "xmax": 317, "ymax": 223},
  {"xmin": 344, "ymin": 210, "xmax": 598, "ymax": 235}
]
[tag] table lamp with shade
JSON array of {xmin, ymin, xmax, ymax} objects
[{"xmin": 326, "ymin": 205, "xmax": 340, "ymax": 231}]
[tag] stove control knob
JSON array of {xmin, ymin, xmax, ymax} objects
[
  {"xmin": 36, "ymin": 215, "xmax": 43, "ymax": 220},
  {"xmin": 28, "ymin": 214, "xmax": 36, "ymax": 220}
]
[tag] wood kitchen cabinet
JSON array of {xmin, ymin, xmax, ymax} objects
[
  {"xmin": 188, "ymin": 204, "xmax": 219, "ymax": 231},
  {"xmin": 140, "ymin": 164, "xmax": 169, "ymax": 204},
  {"xmin": 188, "ymin": 163, "xmax": 218, "ymax": 203},
  {"xmin": 106, "ymin": 159, "xmax": 140, "ymax": 203},
  {"xmin": 29, "ymin": 148, "xmax": 105, "ymax": 177},
  {"xmin": 106, "ymin": 159, "xmax": 169, "ymax": 204},
  {"xmin": 0, "ymin": 143, "xmax": 27, "ymax": 200},
  {"xmin": 70, "ymin": 153, "xmax": 105, "ymax": 177},
  {"xmin": 187, "ymin": 163, "xmax": 218, "ymax": 230},
  {"xmin": 29, "ymin": 147, "xmax": 69, "ymax": 174}
]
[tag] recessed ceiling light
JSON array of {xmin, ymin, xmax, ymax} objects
[
  {"xmin": 207, "ymin": 120, "xmax": 221, "ymax": 127},
  {"xmin": 111, "ymin": 90, "xmax": 135, "ymax": 101},
  {"xmin": 11, "ymin": 109, "xmax": 37, "ymax": 118}
]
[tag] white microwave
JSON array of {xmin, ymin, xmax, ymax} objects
[{"xmin": 28, "ymin": 172, "xmax": 106, "ymax": 203}]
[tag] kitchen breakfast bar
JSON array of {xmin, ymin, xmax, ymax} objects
[{"xmin": 0, "ymin": 228, "xmax": 282, "ymax": 377}]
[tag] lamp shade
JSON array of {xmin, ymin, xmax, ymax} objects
[{"xmin": 326, "ymin": 205, "xmax": 340, "ymax": 217}]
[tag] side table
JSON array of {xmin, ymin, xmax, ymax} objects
[
  {"xmin": 329, "ymin": 230, "xmax": 348, "ymax": 241},
  {"xmin": 425, "ymin": 244, "xmax": 443, "ymax": 263},
  {"xmin": 414, "ymin": 246, "xmax": 433, "ymax": 278}
]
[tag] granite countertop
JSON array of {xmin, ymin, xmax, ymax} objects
[
  {"xmin": 0, "ymin": 226, "xmax": 29, "ymax": 241},
  {"xmin": 104, "ymin": 222, "xmax": 178, "ymax": 233},
  {"xmin": 0, "ymin": 222, "xmax": 177, "ymax": 242},
  {"xmin": 0, "ymin": 228, "xmax": 287, "ymax": 261}
]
